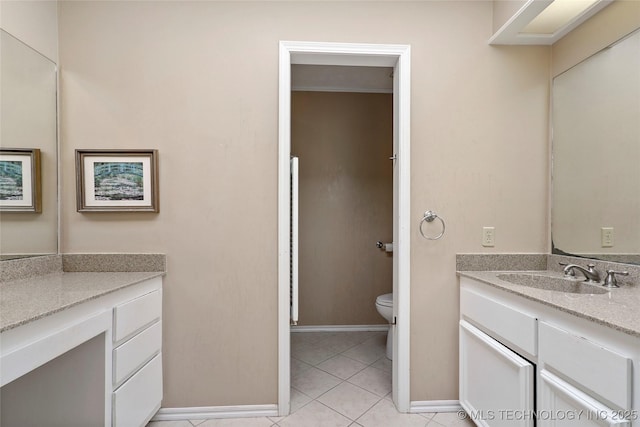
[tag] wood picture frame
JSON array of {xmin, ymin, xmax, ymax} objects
[
  {"xmin": 75, "ymin": 149, "xmax": 159, "ymax": 212},
  {"xmin": 0, "ymin": 148, "xmax": 42, "ymax": 213}
]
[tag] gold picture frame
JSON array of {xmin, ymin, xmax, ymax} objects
[
  {"xmin": 76, "ymin": 149, "xmax": 159, "ymax": 212},
  {"xmin": 0, "ymin": 148, "xmax": 42, "ymax": 213}
]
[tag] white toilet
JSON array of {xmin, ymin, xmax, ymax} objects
[{"xmin": 375, "ymin": 293, "xmax": 393, "ymax": 360}]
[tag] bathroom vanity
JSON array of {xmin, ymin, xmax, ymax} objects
[
  {"xmin": 0, "ymin": 256, "xmax": 164, "ymax": 427},
  {"xmin": 458, "ymin": 260, "xmax": 640, "ymax": 427}
]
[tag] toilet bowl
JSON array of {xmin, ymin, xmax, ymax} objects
[{"xmin": 375, "ymin": 293, "xmax": 393, "ymax": 360}]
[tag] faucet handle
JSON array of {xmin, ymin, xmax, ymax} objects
[
  {"xmin": 587, "ymin": 263, "xmax": 601, "ymax": 276},
  {"xmin": 585, "ymin": 264, "xmax": 601, "ymax": 283},
  {"xmin": 603, "ymin": 270, "xmax": 629, "ymax": 288}
]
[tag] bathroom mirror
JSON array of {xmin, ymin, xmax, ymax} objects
[
  {"xmin": 0, "ymin": 29, "xmax": 58, "ymax": 259},
  {"xmin": 552, "ymin": 28, "xmax": 640, "ymax": 265}
]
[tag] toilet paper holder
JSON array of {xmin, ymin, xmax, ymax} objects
[{"xmin": 376, "ymin": 241, "xmax": 394, "ymax": 252}]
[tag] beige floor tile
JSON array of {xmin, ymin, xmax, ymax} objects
[
  {"xmin": 290, "ymin": 387, "xmax": 314, "ymax": 413},
  {"xmin": 291, "ymin": 331, "xmax": 333, "ymax": 346},
  {"xmin": 291, "ymin": 366, "xmax": 341, "ymax": 399},
  {"xmin": 339, "ymin": 331, "xmax": 376, "ymax": 343},
  {"xmin": 369, "ymin": 356, "xmax": 392, "ymax": 374},
  {"xmin": 361, "ymin": 333, "xmax": 387, "ymax": 348},
  {"xmin": 292, "ymin": 341, "xmax": 341, "ymax": 366},
  {"xmin": 317, "ymin": 382, "xmax": 382, "ymax": 421},
  {"xmin": 419, "ymin": 412, "xmax": 436, "ymax": 420},
  {"xmin": 291, "ymin": 357, "xmax": 313, "ymax": 376},
  {"xmin": 268, "ymin": 388, "xmax": 313, "ymax": 424},
  {"xmin": 356, "ymin": 399, "xmax": 429, "ymax": 427},
  {"xmin": 198, "ymin": 417, "xmax": 275, "ymax": 427},
  {"xmin": 322, "ymin": 338, "xmax": 361, "ymax": 355},
  {"xmin": 341, "ymin": 339, "xmax": 386, "ymax": 365},
  {"xmin": 347, "ymin": 366, "xmax": 391, "ymax": 397},
  {"xmin": 277, "ymin": 400, "xmax": 352, "ymax": 427},
  {"xmin": 316, "ymin": 354, "xmax": 368, "ymax": 380},
  {"xmin": 428, "ymin": 412, "xmax": 476, "ymax": 426}
]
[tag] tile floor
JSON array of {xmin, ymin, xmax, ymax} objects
[{"xmin": 148, "ymin": 331, "xmax": 475, "ymax": 427}]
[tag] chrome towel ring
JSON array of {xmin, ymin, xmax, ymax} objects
[{"xmin": 419, "ymin": 210, "xmax": 446, "ymax": 240}]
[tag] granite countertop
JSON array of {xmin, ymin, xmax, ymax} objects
[
  {"xmin": 458, "ymin": 270, "xmax": 640, "ymax": 339},
  {"xmin": 0, "ymin": 271, "xmax": 164, "ymax": 333}
]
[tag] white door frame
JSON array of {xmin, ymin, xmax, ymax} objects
[{"xmin": 278, "ymin": 41, "xmax": 411, "ymax": 415}]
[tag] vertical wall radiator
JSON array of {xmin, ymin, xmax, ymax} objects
[{"xmin": 290, "ymin": 156, "xmax": 299, "ymax": 325}]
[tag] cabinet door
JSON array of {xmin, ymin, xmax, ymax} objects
[
  {"xmin": 540, "ymin": 370, "xmax": 630, "ymax": 427},
  {"xmin": 460, "ymin": 320, "xmax": 534, "ymax": 427}
]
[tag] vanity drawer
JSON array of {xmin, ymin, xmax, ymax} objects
[
  {"xmin": 460, "ymin": 287, "xmax": 537, "ymax": 356},
  {"xmin": 539, "ymin": 321, "xmax": 632, "ymax": 410},
  {"xmin": 113, "ymin": 289, "xmax": 162, "ymax": 343},
  {"xmin": 113, "ymin": 320, "xmax": 162, "ymax": 387},
  {"xmin": 112, "ymin": 354, "xmax": 162, "ymax": 427}
]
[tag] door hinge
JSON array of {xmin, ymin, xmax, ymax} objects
[
  {"xmin": 389, "ymin": 154, "xmax": 397, "ymax": 161},
  {"xmin": 392, "ymin": 316, "xmax": 397, "ymax": 325}
]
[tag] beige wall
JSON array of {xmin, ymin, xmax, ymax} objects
[
  {"xmin": 58, "ymin": 1, "xmax": 550, "ymax": 406},
  {"xmin": 292, "ymin": 91, "xmax": 393, "ymax": 326}
]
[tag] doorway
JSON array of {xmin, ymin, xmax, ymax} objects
[
  {"xmin": 278, "ymin": 41, "xmax": 411, "ymax": 415},
  {"xmin": 292, "ymin": 88, "xmax": 393, "ymax": 327}
]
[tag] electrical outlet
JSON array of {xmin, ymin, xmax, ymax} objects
[
  {"xmin": 482, "ymin": 227, "xmax": 495, "ymax": 247},
  {"xmin": 601, "ymin": 227, "xmax": 614, "ymax": 247}
]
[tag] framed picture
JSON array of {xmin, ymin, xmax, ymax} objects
[
  {"xmin": 76, "ymin": 149, "xmax": 159, "ymax": 212},
  {"xmin": 0, "ymin": 148, "xmax": 42, "ymax": 213}
]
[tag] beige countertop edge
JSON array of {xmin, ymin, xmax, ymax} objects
[
  {"xmin": 458, "ymin": 270, "xmax": 640, "ymax": 339},
  {"xmin": 0, "ymin": 271, "xmax": 165, "ymax": 333}
]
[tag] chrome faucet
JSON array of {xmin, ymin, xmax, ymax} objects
[{"xmin": 561, "ymin": 263, "xmax": 601, "ymax": 283}]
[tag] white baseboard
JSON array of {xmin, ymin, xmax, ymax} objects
[
  {"xmin": 291, "ymin": 324, "xmax": 389, "ymax": 332},
  {"xmin": 152, "ymin": 404, "xmax": 278, "ymax": 421},
  {"xmin": 409, "ymin": 400, "xmax": 462, "ymax": 413}
]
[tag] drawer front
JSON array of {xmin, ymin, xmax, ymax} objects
[
  {"xmin": 539, "ymin": 321, "xmax": 632, "ymax": 410},
  {"xmin": 113, "ymin": 289, "xmax": 162, "ymax": 343},
  {"xmin": 461, "ymin": 287, "xmax": 537, "ymax": 356},
  {"xmin": 113, "ymin": 320, "xmax": 162, "ymax": 387},
  {"xmin": 113, "ymin": 354, "xmax": 162, "ymax": 427}
]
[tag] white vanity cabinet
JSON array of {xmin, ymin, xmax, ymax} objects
[
  {"xmin": 0, "ymin": 274, "xmax": 163, "ymax": 427},
  {"xmin": 459, "ymin": 276, "xmax": 640, "ymax": 427},
  {"xmin": 112, "ymin": 287, "xmax": 163, "ymax": 427}
]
